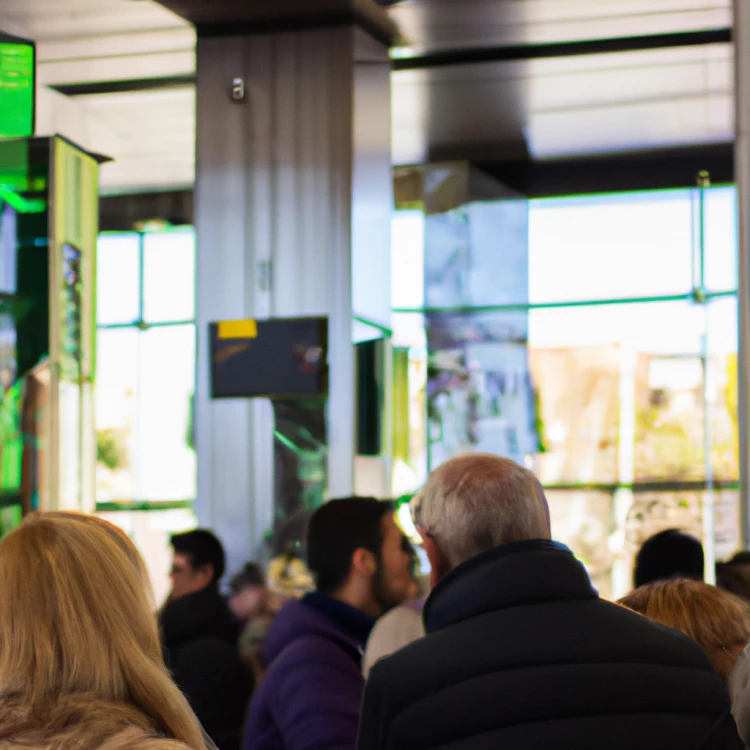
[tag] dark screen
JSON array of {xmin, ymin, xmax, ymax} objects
[{"xmin": 210, "ymin": 317, "xmax": 328, "ymax": 399}]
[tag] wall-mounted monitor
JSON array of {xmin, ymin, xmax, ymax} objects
[
  {"xmin": 0, "ymin": 33, "xmax": 35, "ymax": 139},
  {"xmin": 210, "ymin": 317, "xmax": 328, "ymax": 399}
]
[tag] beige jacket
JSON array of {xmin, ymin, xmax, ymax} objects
[
  {"xmin": 0, "ymin": 695, "xmax": 203, "ymax": 750},
  {"xmin": 362, "ymin": 600, "xmax": 426, "ymax": 679}
]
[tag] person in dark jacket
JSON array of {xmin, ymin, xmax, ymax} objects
[
  {"xmin": 160, "ymin": 529, "xmax": 253, "ymax": 750},
  {"xmin": 244, "ymin": 498, "xmax": 416, "ymax": 750},
  {"xmin": 358, "ymin": 454, "xmax": 743, "ymax": 750}
]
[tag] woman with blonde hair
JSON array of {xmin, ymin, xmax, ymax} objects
[
  {"xmin": 0, "ymin": 511, "xmax": 211, "ymax": 749},
  {"xmin": 619, "ymin": 578, "xmax": 750, "ymax": 682}
]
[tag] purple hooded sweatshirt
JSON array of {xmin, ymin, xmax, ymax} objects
[{"xmin": 244, "ymin": 593, "xmax": 375, "ymax": 750}]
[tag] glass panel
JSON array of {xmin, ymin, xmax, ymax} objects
[
  {"xmin": 546, "ymin": 490, "xmax": 614, "ymax": 599},
  {"xmin": 98, "ymin": 507, "xmax": 197, "ymax": 607},
  {"xmin": 530, "ymin": 300, "xmax": 706, "ymax": 486},
  {"xmin": 392, "ymin": 210, "xmax": 425, "ymax": 309},
  {"xmin": 706, "ymin": 296, "xmax": 739, "ymax": 482},
  {"xmin": 392, "ymin": 313, "xmax": 427, "ymax": 348},
  {"xmin": 142, "ymin": 231, "xmax": 195, "ymax": 323},
  {"xmin": 136, "ymin": 325, "xmax": 196, "ymax": 501},
  {"xmin": 546, "ymin": 488, "xmax": 739, "ymax": 601},
  {"xmin": 529, "ymin": 300, "xmax": 705, "ymax": 353},
  {"xmin": 426, "ymin": 310, "xmax": 536, "ymax": 469},
  {"xmin": 95, "ymin": 328, "xmax": 139, "ymax": 502},
  {"xmin": 703, "ymin": 186, "xmax": 737, "ymax": 293},
  {"xmin": 634, "ymin": 353, "xmax": 706, "ymax": 482},
  {"xmin": 715, "ymin": 490, "xmax": 741, "ymax": 561},
  {"xmin": 96, "ymin": 233, "xmax": 140, "ymax": 325},
  {"xmin": 530, "ymin": 346, "xmax": 620, "ymax": 485},
  {"xmin": 624, "ymin": 490, "xmax": 704, "ymax": 590},
  {"xmin": 423, "ymin": 201, "xmax": 529, "ymax": 310},
  {"xmin": 529, "ymin": 191, "xmax": 693, "ymax": 304}
]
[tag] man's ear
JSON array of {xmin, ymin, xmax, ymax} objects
[
  {"xmin": 197, "ymin": 563, "xmax": 215, "ymax": 586},
  {"xmin": 351, "ymin": 548, "xmax": 377, "ymax": 578},
  {"xmin": 423, "ymin": 536, "xmax": 451, "ymax": 588}
]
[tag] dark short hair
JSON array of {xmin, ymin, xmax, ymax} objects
[
  {"xmin": 171, "ymin": 529, "xmax": 226, "ymax": 584},
  {"xmin": 307, "ymin": 498, "xmax": 393, "ymax": 595},
  {"xmin": 729, "ymin": 551, "xmax": 750, "ymax": 566},
  {"xmin": 634, "ymin": 529, "xmax": 704, "ymax": 588},
  {"xmin": 229, "ymin": 562, "xmax": 266, "ymax": 594}
]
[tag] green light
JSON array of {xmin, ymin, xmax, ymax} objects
[
  {"xmin": 0, "ymin": 41, "xmax": 34, "ymax": 139},
  {"xmin": 0, "ymin": 186, "xmax": 45, "ymax": 214}
]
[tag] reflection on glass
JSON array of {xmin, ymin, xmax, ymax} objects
[
  {"xmin": 529, "ymin": 191, "xmax": 693, "ymax": 303},
  {"xmin": 137, "ymin": 325, "xmax": 196, "ymax": 501},
  {"xmin": 424, "ymin": 201, "xmax": 529, "ymax": 309},
  {"xmin": 143, "ymin": 231, "xmax": 195, "ymax": 323},
  {"xmin": 97, "ymin": 507, "xmax": 197, "ymax": 606},
  {"xmin": 95, "ymin": 329, "xmax": 139, "ymax": 502},
  {"xmin": 97, "ymin": 234, "xmax": 140, "ymax": 325}
]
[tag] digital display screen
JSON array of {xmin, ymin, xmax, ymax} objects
[
  {"xmin": 210, "ymin": 317, "xmax": 328, "ymax": 399},
  {"xmin": 0, "ymin": 41, "xmax": 34, "ymax": 139}
]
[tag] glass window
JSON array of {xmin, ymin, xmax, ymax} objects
[
  {"xmin": 97, "ymin": 234, "xmax": 140, "ymax": 325},
  {"xmin": 142, "ymin": 231, "xmax": 195, "ymax": 324},
  {"xmin": 392, "ymin": 210, "xmax": 425, "ymax": 309},
  {"xmin": 96, "ymin": 328, "xmax": 139, "ymax": 502},
  {"xmin": 706, "ymin": 296, "xmax": 739, "ymax": 482},
  {"xmin": 529, "ymin": 191, "xmax": 694, "ymax": 304},
  {"xmin": 546, "ymin": 490, "xmax": 614, "ymax": 598},
  {"xmin": 95, "ymin": 230, "xmax": 197, "ymax": 505},
  {"xmin": 136, "ymin": 325, "xmax": 196, "ymax": 501},
  {"xmin": 392, "ymin": 186, "xmax": 741, "ymax": 598},
  {"xmin": 97, "ymin": 507, "xmax": 197, "ymax": 606},
  {"xmin": 703, "ymin": 186, "xmax": 737, "ymax": 293}
]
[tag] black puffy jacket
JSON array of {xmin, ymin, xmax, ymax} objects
[
  {"xmin": 358, "ymin": 540, "xmax": 742, "ymax": 750},
  {"xmin": 160, "ymin": 587, "xmax": 254, "ymax": 750}
]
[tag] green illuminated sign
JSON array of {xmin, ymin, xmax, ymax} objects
[{"xmin": 0, "ymin": 41, "xmax": 34, "ymax": 138}]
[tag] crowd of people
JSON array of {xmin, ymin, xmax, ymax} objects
[{"xmin": 1, "ymin": 453, "xmax": 750, "ymax": 748}]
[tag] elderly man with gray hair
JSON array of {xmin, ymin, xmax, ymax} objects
[{"xmin": 357, "ymin": 454, "xmax": 742, "ymax": 750}]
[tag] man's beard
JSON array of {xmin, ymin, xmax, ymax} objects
[{"xmin": 371, "ymin": 562, "xmax": 403, "ymax": 616}]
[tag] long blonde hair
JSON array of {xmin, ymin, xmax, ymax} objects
[
  {"xmin": 619, "ymin": 578, "xmax": 750, "ymax": 682},
  {"xmin": 0, "ymin": 512, "xmax": 206, "ymax": 748}
]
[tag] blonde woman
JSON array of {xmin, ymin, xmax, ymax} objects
[
  {"xmin": 619, "ymin": 578, "xmax": 750, "ymax": 683},
  {"xmin": 0, "ymin": 512, "xmax": 212, "ymax": 749}
]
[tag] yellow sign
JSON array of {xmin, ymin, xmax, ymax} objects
[{"xmin": 218, "ymin": 320, "xmax": 258, "ymax": 340}]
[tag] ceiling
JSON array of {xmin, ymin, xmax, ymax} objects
[
  {"xmin": 0, "ymin": 0, "xmax": 735, "ymax": 193},
  {"xmin": 389, "ymin": 0, "xmax": 731, "ymax": 50}
]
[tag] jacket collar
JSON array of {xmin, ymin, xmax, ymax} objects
[
  {"xmin": 302, "ymin": 592, "xmax": 376, "ymax": 649},
  {"xmin": 424, "ymin": 539, "xmax": 597, "ymax": 633}
]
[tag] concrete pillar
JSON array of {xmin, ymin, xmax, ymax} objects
[{"xmin": 190, "ymin": 23, "xmax": 392, "ymax": 573}]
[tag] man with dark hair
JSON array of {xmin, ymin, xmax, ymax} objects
[
  {"xmin": 160, "ymin": 529, "xmax": 253, "ymax": 750},
  {"xmin": 169, "ymin": 528, "xmax": 227, "ymax": 600},
  {"xmin": 634, "ymin": 528, "xmax": 705, "ymax": 588},
  {"xmin": 244, "ymin": 498, "xmax": 415, "ymax": 750}
]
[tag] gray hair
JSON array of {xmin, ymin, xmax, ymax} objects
[{"xmin": 411, "ymin": 453, "xmax": 551, "ymax": 569}]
